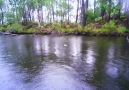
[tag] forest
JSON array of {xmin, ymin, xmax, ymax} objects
[{"xmin": 0, "ymin": 0, "xmax": 129, "ymax": 35}]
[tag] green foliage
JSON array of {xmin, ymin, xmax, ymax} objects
[
  {"xmin": 0, "ymin": 26, "xmax": 4, "ymax": 31},
  {"xmin": 93, "ymin": 28, "xmax": 110, "ymax": 34},
  {"xmin": 6, "ymin": 24, "xmax": 12, "ymax": 31},
  {"xmin": 6, "ymin": 13, "xmax": 13, "ymax": 24},
  {"xmin": 117, "ymin": 27, "xmax": 129, "ymax": 34},
  {"xmin": 0, "ymin": 0, "xmax": 4, "ymax": 9},
  {"xmin": 60, "ymin": 28, "xmax": 65, "ymax": 33},
  {"xmin": 12, "ymin": 23, "xmax": 21, "ymax": 30},
  {"xmin": 84, "ymin": 23, "xmax": 95, "ymax": 33},
  {"xmin": 86, "ymin": 10, "xmax": 95, "ymax": 24},
  {"xmin": 55, "ymin": 22, "xmax": 62, "ymax": 30},
  {"xmin": 26, "ymin": 29, "xmax": 36, "ymax": 33},
  {"xmin": 77, "ymin": 24, "xmax": 83, "ymax": 33},
  {"xmin": 102, "ymin": 20, "xmax": 117, "ymax": 32},
  {"xmin": 5, "ymin": 23, "xmax": 23, "ymax": 33},
  {"xmin": 84, "ymin": 28, "xmax": 91, "ymax": 33},
  {"xmin": 65, "ymin": 28, "xmax": 75, "ymax": 33},
  {"xmin": 11, "ymin": 23, "xmax": 23, "ymax": 33}
]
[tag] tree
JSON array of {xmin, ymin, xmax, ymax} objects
[
  {"xmin": 99, "ymin": 0, "xmax": 107, "ymax": 20},
  {"xmin": 76, "ymin": 0, "xmax": 79, "ymax": 23},
  {"xmin": 94, "ymin": 0, "xmax": 97, "ymax": 22},
  {"xmin": 0, "ymin": 0, "xmax": 4, "ymax": 24},
  {"xmin": 81, "ymin": 0, "xmax": 86, "ymax": 27},
  {"xmin": 108, "ymin": 0, "xmax": 111, "ymax": 21}
]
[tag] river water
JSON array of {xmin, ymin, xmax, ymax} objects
[{"xmin": 0, "ymin": 35, "xmax": 129, "ymax": 90}]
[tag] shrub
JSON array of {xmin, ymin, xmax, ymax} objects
[
  {"xmin": 12, "ymin": 23, "xmax": 23, "ymax": 33},
  {"xmin": 65, "ymin": 28, "xmax": 75, "ymax": 33},
  {"xmin": 6, "ymin": 24, "xmax": 12, "ymax": 31},
  {"xmin": 77, "ymin": 24, "xmax": 83, "ymax": 33},
  {"xmin": 102, "ymin": 20, "xmax": 117, "ymax": 32},
  {"xmin": 0, "ymin": 26, "xmax": 4, "ymax": 32},
  {"xmin": 84, "ymin": 27, "xmax": 91, "ymax": 33},
  {"xmin": 117, "ymin": 27, "xmax": 128, "ymax": 34},
  {"xmin": 60, "ymin": 28, "xmax": 66, "ymax": 33},
  {"xmin": 26, "ymin": 29, "xmax": 36, "ymax": 33}
]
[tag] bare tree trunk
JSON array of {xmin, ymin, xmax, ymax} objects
[
  {"xmin": 52, "ymin": 6, "xmax": 55, "ymax": 22},
  {"xmin": 85, "ymin": 0, "xmax": 88, "ymax": 10},
  {"xmin": 76, "ymin": 0, "xmax": 79, "ymax": 23},
  {"xmin": 37, "ymin": 7, "xmax": 41, "ymax": 27},
  {"xmin": 67, "ymin": 0, "xmax": 70, "ymax": 23},
  {"xmin": 41, "ymin": 6, "xmax": 44, "ymax": 23},
  {"xmin": 117, "ymin": 0, "xmax": 121, "ymax": 19},
  {"xmin": 23, "ymin": 11, "xmax": 27, "ymax": 25},
  {"xmin": 108, "ymin": 0, "xmax": 111, "ymax": 21},
  {"xmin": 31, "ymin": 10, "xmax": 35, "ymax": 21},
  {"xmin": 0, "ymin": 8, "xmax": 4, "ymax": 25},
  {"xmin": 28, "ymin": 9, "xmax": 31, "ymax": 21},
  {"xmin": 94, "ymin": 0, "xmax": 96, "ymax": 23},
  {"xmin": 14, "ymin": 1, "xmax": 18, "ymax": 22},
  {"xmin": 81, "ymin": 0, "xmax": 86, "ymax": 27}
]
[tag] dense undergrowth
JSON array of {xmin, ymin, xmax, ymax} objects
[{"xmin": 0, "ymin": 20, "xmax": 129, "ymax": 36}]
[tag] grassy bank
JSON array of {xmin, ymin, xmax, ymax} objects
[{"xmin": 0, "ymin": 20, "xmax": 129, "ymax": 36}]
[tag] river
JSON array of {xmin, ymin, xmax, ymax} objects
[{"xmin": 0, "ymin": 35, "xmax": 129, "ymax": 90}]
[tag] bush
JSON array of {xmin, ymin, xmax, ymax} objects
[
  {"xmin": 102, "ymin": 20, "xmax": 117, "ymax": 32},
  {"xmin": 86, "ymin": 10, "xmax": 95, "ymax": 24},
  {"xmin": 26, "ymin": 29, "xmax": 36, "ymax": 33},
  {"xmin": 0, "ymin": 26, "xmax": 4, "ymax": 32},
  {"xmin": 84, "ymin": 27, "xmax": 91, "ymax": 33},
  {"xmin": 84, "ymin": 23, "xmax": 94, "ymax": 33},
  {"xmin": 77, "ymin": 24, "xmax": 83, "ymax": 33},
  {"xmin": 60, "ymin": 28, "xmax": 66, "ymax": 33},
  {"xmin": 65, "ymin": 28, "xmax": 75, "ymax": 33},
  {"xmin": 117, "ymin": 27, "xmax": 128, "ymax": 34},
  {"xmin": 6, "ymin": 24, "xmax": 12, "ymax": 31},
  {"xmin": 12, "ymin": 23, "xmax": 23, "ymax": 33}
]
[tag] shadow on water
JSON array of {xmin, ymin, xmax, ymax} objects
[{"xmin": 0, "ymin": 35, "xmax": 129, "ymax": 90}]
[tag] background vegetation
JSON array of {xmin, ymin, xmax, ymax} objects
[{"xmin": 0, "ymin": 0, "xmax": 129, "ymax": 35}]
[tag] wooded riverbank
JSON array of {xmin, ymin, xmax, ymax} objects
[{"xmin": 0, "ymin": 20, "xmax": 129, "ymax": 37}]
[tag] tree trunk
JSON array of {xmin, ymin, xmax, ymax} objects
[
  {"xmin": 52, "ymin": 6, "xmax": 55, "ymax": 22},
  {"xmin": 14, "ymin": 1, "xmax": 18, "ymax": 22},
  {"xmin": 67, "ymin": 0, "xmax": 70, "ymax": 22},
  {"xmin": 76, "ymin": 0, "xmax": 79, "ymax": 23},
  {"xmin": 85, "ymin": 0, "xmax": 88, "ymax": 10},
  {"xmin": 28, "ymin": 10, "xmax": 31, "ymax": 21},
  {"xmin": 81, "ymin": 0, "xmax": 86, "ymax": 27},
  {"xmin": 118, "ymin": 9, "xmax": 121, "ymax": 19},
  {"xmin": 0, "ymin": 8, "xmax": 4, "ymax": 25},
  {"xmin": 94, "ymin": 0, "xmax": 96, "ymax": 23},
  {"xmin": 41, "ymin": 6, "xmax": 44, "ymax": 23},
  {"xmin": 117, "ymin": 0, "xmax": 121, "ymax": 19},
  {"xmin": 101, "ymin": 0, "xmax": 106, "ymax": 21},
  {"xmin": 31, "ymin": 10, "xmax": 35, "ymax": 21},
  {"xmin": 108, "ymin": 0, "xmax": 111, "ymax": 21},
  {"xmin": 37, "ymin": 7, "xmax": 41, "ymax": 27}
]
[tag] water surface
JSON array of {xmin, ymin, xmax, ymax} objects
[{"xmin": 0, "ymin": 35, "xmax": 129, "ymax": 90}]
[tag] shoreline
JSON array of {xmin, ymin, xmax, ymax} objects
[{"xmin": 1, "ymin": 31, "xmax": 129, "ymax": 37}]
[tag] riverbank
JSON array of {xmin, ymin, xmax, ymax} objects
[
  {"xmin": 1, "ymin": 31, "xmax": 129, "ymax": 37},
  {"xmin": 0, "ymin": 20, "xmax": 129, "ymax": 37}
]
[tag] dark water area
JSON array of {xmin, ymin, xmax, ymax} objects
[{"xmin": 0, "ymin": 35, "xmax": 129, "ymax": 90}]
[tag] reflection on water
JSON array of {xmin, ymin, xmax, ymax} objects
[
  {"xmin": 0, "ymin": 35, "xmax": 129, "ymax": 90},
  {"xmin": 69, "ymin": 37, "xmax": 82, "ymax": 57}
]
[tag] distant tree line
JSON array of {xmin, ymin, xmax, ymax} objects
[{"xmin": 0, "ymin": 0, "xmax": 129, "ymax": 27}]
